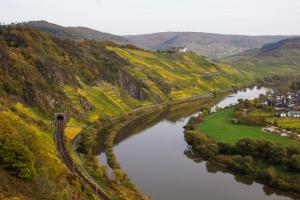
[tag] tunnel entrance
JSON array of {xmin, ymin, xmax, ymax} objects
[
  {"xmin": 56, "ymin": 115, "xmax": 64, "ymax": 121},
  {"xmin": 54, "ymin": 113, "xmax": 65, "ymax": 122}
]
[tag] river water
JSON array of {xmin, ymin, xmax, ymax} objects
[{"xmin": 99, "ymin": 86, "xmax": 297, "ymax": 200}]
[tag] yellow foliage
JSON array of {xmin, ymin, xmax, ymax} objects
[
  {"xmin": 1, "ymin": 111, "xmax": 44, "ymax": 136},
  {"xmin": 15, "ymin": 102, "xmax": 47, "ymax": 122},
  {"xmin": 65, "ymin": 127, "xmax": 82, "ymax": 140}
]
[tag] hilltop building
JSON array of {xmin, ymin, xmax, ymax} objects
[{"xmin": 168, "ymin": 46, "xmax": 190, "ymax": 53}]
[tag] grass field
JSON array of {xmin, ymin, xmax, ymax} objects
[
  {"xmin": 248, "ymin": 109, "xmax": 275, "ymax": 117},
  {"xmin": 199, "ymin": 108, "xmax": 298, "ymax": 146},
  {"xmin": 267, "ymin": 117, "xmax": 300, "ymax": 129}
]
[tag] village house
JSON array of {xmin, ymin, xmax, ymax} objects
[
  {"xmin": 178, "ymin": 46, "xmax": 189, "ymax": 53},
  {"xmin": 288, "ymin": 111, "xmax": 300, "ymax": 118},
  {"xmin": 267, "ymin": 91, "xmax": 300, "ymax": 111},
  {"xmin": 277, "ymin": 111, "xmax": 287, "ymax": 118},
  {"xmin": 168, "ymin": 46, "xmax": 190, "ymax": 53}
]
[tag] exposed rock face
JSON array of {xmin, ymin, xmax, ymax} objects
[
  {"xmin": 117, "ymin": 70, "xmax": 148, "ymax": 100},
  {"xmin": 79, "ymin": 95, "xmax": 92, "ymax": 112},
  {"xmin": 147, "ymin": 75, "xmax": 171, "ymax": 95}
]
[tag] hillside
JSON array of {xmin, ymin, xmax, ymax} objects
[
  {"xmin": 221, "ymin": 37, "xmax": 300, "ymax": 79},
  {"xmin": 125, "ymin": 32, "xmax": 295, "ymax": 59},
  {"xmin": 0, "ymin": 26, "xmax": 250, "ymax": 119},
  {"xmin": 0, "ymin": 26, "xmax": 253, "ymax": 199},
  {"xmin": 22, "ymin": 20, "xmax": 129, "ymax": 43}
]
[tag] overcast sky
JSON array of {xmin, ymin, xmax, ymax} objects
[{"xmin": 1, "ymin": 0, "xmax": 300, "ymax": 35}]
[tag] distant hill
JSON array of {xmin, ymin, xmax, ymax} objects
[
  {"xmin": 124, "ymin": 32, "xmax": 296, "ymax": 59},
  {"xmin": 18, "ymin": 21, "xmax": 297, "ymax": 59},
  {"xmin": 220, "ymin": 37, "xmax": 300, "ymax": 79},
  {"xmin": 22, "ymin": 20, "xmax": 129, "ymax": 43}
]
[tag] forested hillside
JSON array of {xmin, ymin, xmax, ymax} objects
[
  {"xmin": 23, "ymin": 20, "xmax": 129, "ymax": 43},
  {"xmin": 0, "ymin": 26, "xmax": 254, "ymax": 199}
]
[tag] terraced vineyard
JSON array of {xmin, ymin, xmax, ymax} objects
[{"xmin": 108, "ymin": 46, "xmax": 249, "ymax": 100}]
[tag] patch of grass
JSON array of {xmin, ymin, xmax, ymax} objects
[
  {"xmin": 199, "ymin": 108, "xmax": 297, "ymax": 146},
  {"xmin": 14, "ymin": 102, "xmax": 51, "ymax": 123},
  {"xmin": 248, "ymin": 109, "xmax": 275, "ymax": 117},
  {"xmin": 267, "ymin": 117, "xmax": 300, "ymax": 129}
]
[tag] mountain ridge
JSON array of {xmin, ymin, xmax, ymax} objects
[
  {"xmin": 16, "ymin": 21, "xmax": 298, "ymax": 59},
  {"xmin": 22, "ymin": 20, "xmax": 129, "ymax": 43},
  {"xmin": 124, "ymin": 32, "xmax": 296, "ymax": 59}
]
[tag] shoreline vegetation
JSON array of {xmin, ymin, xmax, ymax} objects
[
  {"xmin": 71, "ymin": 105, "xmax": 168, "ymax": 200},
  {"xmin": 183, "ymin": 106, "xmax": 300, "ymax": 199}
]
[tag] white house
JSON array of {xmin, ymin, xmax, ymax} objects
[
  {"xmin": 288, "ymin": 111, "xmax": 300, "ymax": 118},
  {"xmin": 278, "ymin": 112, "xmax": 287, "ymax": 118},
  {"xmin": 178, "ymin": 46, "xmax": 189, "ymax": 53}
]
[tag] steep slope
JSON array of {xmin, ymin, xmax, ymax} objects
[
  {"xmin": 221, "ymin": 37, "xmax": 300, "ymax": 79},
  {"xmin": 107, "ymin": 46, "xmax": 248, "ymax": 100},
  {"xmin": 125, "ymin": 32, "xmax": 295, "ymax": 59},
  {"xmin": 22, "ymin": 20, "xmax": 129, "ymax": 43},
  {"xmin": 0, "ymin": 26, "xmax": 251, "ymax": 120},
  {"xmin": 0, "ymin": 26, "xmax": 254, "ymax": 199},
  {"xmin": 0, "ymin": 26, "xmax": 145, "ymax": 199}
]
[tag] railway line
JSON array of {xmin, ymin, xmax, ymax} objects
[{"xmin": 55, "ymin": 115, "xmax": 111, "ymax": 200}]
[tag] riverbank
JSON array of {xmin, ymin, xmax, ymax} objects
[{"xmin": 70, "ymin": 104, "xmax": 168, "ymax": 199}]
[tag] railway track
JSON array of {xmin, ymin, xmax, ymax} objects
[{"xmin": 55, "ymin": 117, "xmax": 110, "ymax": 200}]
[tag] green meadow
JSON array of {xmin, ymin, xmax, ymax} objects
[{"xmin": 199, "ymin": 108, "xmax": 297, "ymax": 146}]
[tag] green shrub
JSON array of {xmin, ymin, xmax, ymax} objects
[
  {"xmin": 228, "ymin": 155, "xmax": 255, "ymax": 175},
  {"xmin": 0, "ymin": 136, "xmax": 36, "ymax": 181},
  {"xmin": 218, "ymin": 142, "xmax": 236, "ymax": 154},
  {"xmin": 77, "ymin": 128, "xmax": 97, "ymax": 154},
  {"xmin": 290, "ymin": 154, "xmax": 300, "ymax": 172},
  {"xmin": 266, "ymin": 167, "xmax": 278, "ymax": 182}
]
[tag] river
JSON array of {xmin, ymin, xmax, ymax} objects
[{"xmin": 99, "ymin": 86, "xmax": 296, "ymax": 200}]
